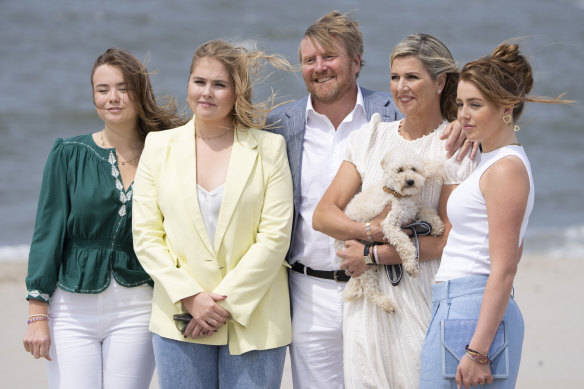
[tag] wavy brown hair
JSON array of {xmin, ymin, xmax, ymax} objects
[{"xmin": 91, "ymin": 48, "xmax": 187, "ymax": 141}]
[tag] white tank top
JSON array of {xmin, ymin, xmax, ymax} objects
[
  {"xmin": 197, "ymin": 184, "xmax": 225, "ymax": 245},
  {"xmin": 435, "ymin": 145, "xmax": 534, "ymax": 282}
]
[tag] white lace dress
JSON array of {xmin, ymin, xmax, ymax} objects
[{"xmin": 343, "ymin": 114, "xmax": 476, "ymax": 389}]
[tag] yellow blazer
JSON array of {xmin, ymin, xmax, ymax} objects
[{"xmin": 132, "ymin": 118, "xmax": 293, "ymax": 355}]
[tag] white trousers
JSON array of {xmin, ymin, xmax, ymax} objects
[
  {"xmin": 289, "ymin": 270, "xmax": 346, "ymax": 389},
  {"xmin": 47, "ymin": 278, "xmax": 155, "ymax": 389}
]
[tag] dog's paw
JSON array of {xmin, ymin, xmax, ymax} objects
[
  {"xmin": 378, "ymin": 298, "xmax": 397, "ymax": 313},
  {"xmin": 342, "ymin": 280, "xmax": 362, "ymax": 302},
  {"xmin": 430, "ymin": 220, "xmax": 445, "ymax": 236},
  {"xmin": 403, "ymin": 260, "xmax": 421, "ymax": 277}
]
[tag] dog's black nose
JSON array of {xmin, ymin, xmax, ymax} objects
[{"xmin": 406, "ymin": 179, "xmax": 414, "ymax": 187}]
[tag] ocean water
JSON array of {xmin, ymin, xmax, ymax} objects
[{"xmin": 1, "ymin": 0, "xmax": 583, "ymax": 261}]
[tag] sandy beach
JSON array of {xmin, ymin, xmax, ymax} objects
[{"xmin": 2, "ymin": 255, "xmax": 579, "ymax": 388}]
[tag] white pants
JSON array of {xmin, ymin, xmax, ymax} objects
[
  {"xmin": 289, "ymin": 270, "xmax": 346, "ymax": 389},
  {"xmin": 47, "ymin": 278, "xmax": 155, "ymax": 389}
]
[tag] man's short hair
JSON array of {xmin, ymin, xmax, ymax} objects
[{"xmin": 298, "ymin": 10, "xmax": 365, "ymax": 74}]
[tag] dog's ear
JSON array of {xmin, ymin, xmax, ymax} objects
[
  {"xmin": 423, "ymin": 160, "xmax": 445, "ymax": 180},
  {"xmin": 380, "ymin": 152, "xmax": 392, "ymax": 171},
  {"xmin": 380, "ymin": 149, "xmax": 404, "ymax": 170}
]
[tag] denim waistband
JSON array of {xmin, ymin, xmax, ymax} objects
[{"xmin": 431, "ymin": 275, "xmax": 490, "ymax": 303}]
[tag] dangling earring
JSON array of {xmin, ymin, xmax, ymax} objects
[
  {"xmin": 502, "ymin": 114, "xmax": 513, "ymax": 125},
  {"xmin": 513, "ymin": 125, "xmax": 520, "ymax": 132}
]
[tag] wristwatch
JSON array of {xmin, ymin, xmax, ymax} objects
[{"xmin": 363, "ymin": 244, "xmax": 374, "ymax": 265}]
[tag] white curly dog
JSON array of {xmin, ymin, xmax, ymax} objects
[{"xmin": 336, "ymin": 148, "xmax": 444, "ymax": 313}]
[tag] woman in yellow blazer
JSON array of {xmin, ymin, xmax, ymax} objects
[{"xmin": 132, "ymin": 40, "xmax": 294, "ymax": 388}]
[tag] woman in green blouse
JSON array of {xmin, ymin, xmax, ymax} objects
[{"xmin": 22, "ymin": 48, "xmax": 186, "ymax": 388}]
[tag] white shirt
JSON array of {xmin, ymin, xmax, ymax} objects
[
  {"xmin": 435, "ymin": 145, "xmax": 534, "ymax": 281},
  {"xmin": 197, "ymin": 184, "xmax": 225, "ymax": 245},
  {"xmin": 289, "ymin": 86, "xmax": 368, "ymax": 270}
]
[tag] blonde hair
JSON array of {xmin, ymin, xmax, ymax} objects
[
  {"xmin": 299, "ymin": 10, "xmax": 364, "ymax": 76},
  {"xmin": 190, "ymin": 40, "xmax": 294, "ymax": 130},
  {"xmin": 390, "ymin": 33, "xmax": 459, "ymax": 122},
  {"xmin": 460, "ymin": 41, "xmax": 572, "ymax": 122}
]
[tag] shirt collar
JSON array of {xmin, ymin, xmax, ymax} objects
[{"xmin": 304, "ymin": 84, "xmax": 366, "ymax": 124}]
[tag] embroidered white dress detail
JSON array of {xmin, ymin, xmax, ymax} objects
[{"xmin": 107, "ymin": 151, "xmax": 132, "ymax": 217}]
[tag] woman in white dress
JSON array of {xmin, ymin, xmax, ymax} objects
[{"xmin": 312, "ymin": 33, "xmax": 476, "ymax": 388}]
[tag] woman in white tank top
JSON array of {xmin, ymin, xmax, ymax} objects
[{"xmin": 420, "ymin": 42, "xmax": 571, "ymax": 389}]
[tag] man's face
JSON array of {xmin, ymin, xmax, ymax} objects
[{"xmin": 300, "ymin": 36, "xmax": 360, "ymax": 104}]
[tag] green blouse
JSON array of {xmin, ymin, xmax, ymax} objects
[{"xmin": 26, "ymin": 134, "xmax": 153, "ymax": 304}]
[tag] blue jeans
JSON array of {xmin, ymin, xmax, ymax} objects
[
  {"xmin": 152, "ymin": 334, "xmax": 286, "ymax": 389},
  {"xmin": 420, "ymin": 275, "xmax": 524, "ymax": 388}
]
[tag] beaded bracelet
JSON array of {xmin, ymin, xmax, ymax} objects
[
  {"xmin": 365, "ymin": 221, "xmax": 373, "ymax": 243},
  {"xmin": 27, "ymin": 315, "xmax": 50, "ymax": 325},
  {"xmin": 465, "ymin": 345, "xmax": 491, "ymax": 365},
  {"xmin": 28, "ymin": 314, "xmax": 49, "ymax": 319}
]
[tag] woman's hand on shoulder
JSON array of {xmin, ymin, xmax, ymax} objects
[
  {"xmin": 181, "ymin": 292, "xmax": 231, "ymax": 338},
  {"xmin": 441, "ymin": 120, "xmax": 479, "ymax": 161},
  {"xmin": 23, "ymin": 321, "xmax": 52, "ymax": 361}
]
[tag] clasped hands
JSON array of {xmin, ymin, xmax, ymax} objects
[{"xmin": 180, "ymin": 292, "xmax": 231, "ymax": 338}]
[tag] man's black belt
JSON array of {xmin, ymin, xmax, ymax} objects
[{"xmin": 291, "ymin": 262, "xmax": 350, "ymax": 283}]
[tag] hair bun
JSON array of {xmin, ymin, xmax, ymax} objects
[
  {"xmin": 491, "ymin": 43, "xmax": 521, "ymax": 63},
  {"xmin": 491, "ymin": 42, "xmax": 533, "ymax": 95}
]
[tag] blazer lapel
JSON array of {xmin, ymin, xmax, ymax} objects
[
  {"xmin": 213, "ymin": 129, "xmax": 258, "ymax": 253},
  {"xmin": 174, "ymin": 121, "xmax": 215, "ymax": 254},
  {"xmin": 283, "ymin": 98, "xmax": 307, "ymax": 209}
]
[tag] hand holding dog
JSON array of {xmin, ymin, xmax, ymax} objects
[
  {"xmin": 369, "ymin": 205, "xmax": 416, "ymax": 241},
  {"xmin": 337, "ymin": 239, "xmax": 368, "ymax": 277}
]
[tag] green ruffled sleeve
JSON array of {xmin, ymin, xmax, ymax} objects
[{"xmin": 25, "ymin": 139, "xmax": 70, "ymax": 303}]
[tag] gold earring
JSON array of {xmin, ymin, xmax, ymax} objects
[
  {"xmin": 513, "ymin": 125, "xmax": 520, "ymax": 132},
  {"xmin": 502, "ymin": 114, "xmax": 513, "ymax": 125}
]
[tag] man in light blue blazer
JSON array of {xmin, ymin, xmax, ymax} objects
[{"xmin": 266, "ymin": 11, "xmax": 402, "ymax": 389}]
